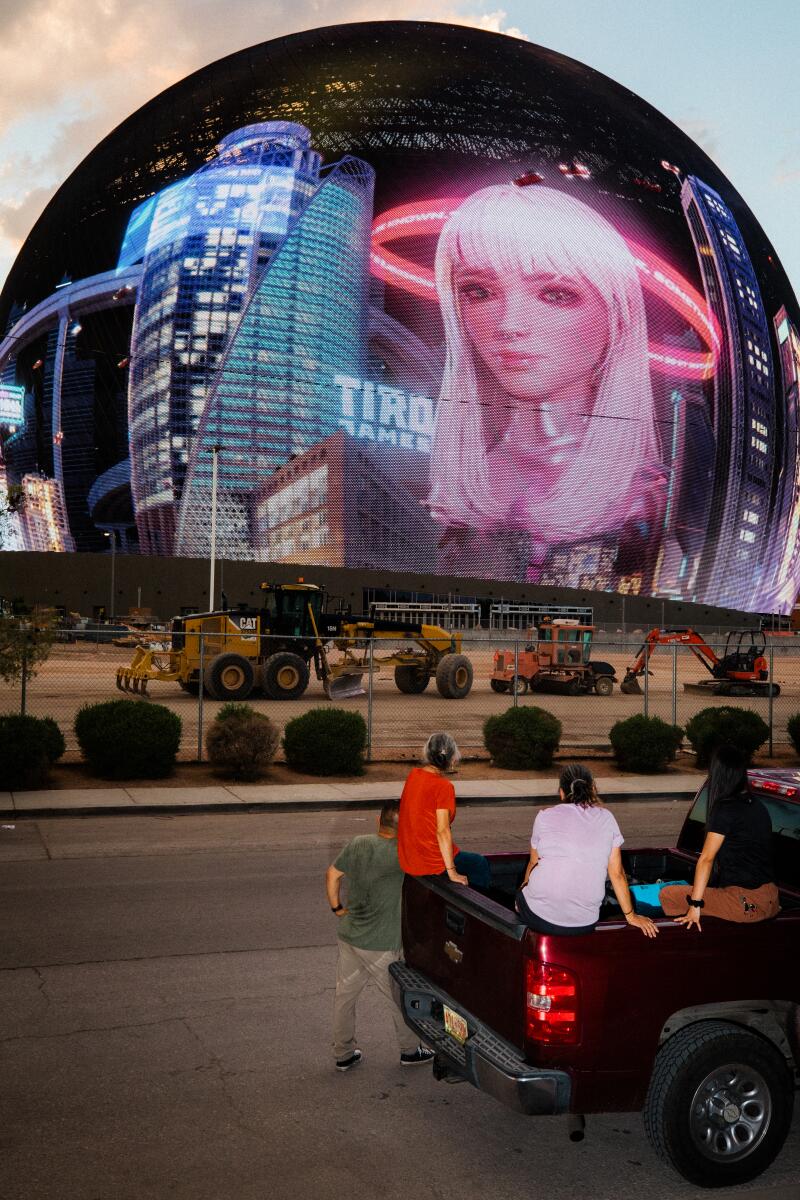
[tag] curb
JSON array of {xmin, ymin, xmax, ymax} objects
[{"xmin": 0, "ymin": 790, "xmax": 698, "ymax": 820}]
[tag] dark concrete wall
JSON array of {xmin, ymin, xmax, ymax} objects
[{"xmin": 0, "ymin": 551, "xmax": 762, "ymax": 629}]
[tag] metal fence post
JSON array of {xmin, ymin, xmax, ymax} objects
[
  {"xmin": 366, "ymin": 638, "xmax": 374, "ymax": 761},
  {"xmin": 513, "ymin": 638, "xmax": 519, "ymax": 708},
  {"xmin": 20, "ymin": 639, "xmax": 27, "ymax": 716},
  {"xmin": 196, "ymin": 632, "xmax": 205, "ymax": 762},
  {"xmin": 671, "ymin": 643, "xmax": 678, "ymax": 729},
  {"xmin": 768, "ymin": 646, "xmax": 774, "ymax": 758},
  {"xmin": 643, "ymin": 640, "xmax": 650, "ymax": 719}
]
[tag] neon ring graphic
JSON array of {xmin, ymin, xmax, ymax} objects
[{"xmin": 371, "ymin": 199, "xmax": 721, "ymax": 380}]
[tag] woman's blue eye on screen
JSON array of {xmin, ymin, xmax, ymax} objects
[
  {"xmin": 459, "ymin": 282, "xmax": 492, "ymax": 302},
  {"xmin": 539, "ymin": 285, "xmax": 581, "ymax": 306}
]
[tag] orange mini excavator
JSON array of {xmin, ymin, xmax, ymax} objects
[{"xmin": 620, "ymin": 628, "xmax": 779, "ymax": 697}]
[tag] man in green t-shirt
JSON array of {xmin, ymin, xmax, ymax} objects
[{"xmin": 326, "ymin": 799, "xmax": 434, "ymax": 1072}]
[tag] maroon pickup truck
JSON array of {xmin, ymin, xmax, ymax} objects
[{"xmin": 390, "ymin": 770, "xmax": 800, "ymax": 1188}]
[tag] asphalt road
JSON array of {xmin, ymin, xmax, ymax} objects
[
  {"xmin": 1, "ymin": 802, "xmax": 798, "ymax": 1200},
  {"xmin": 4, "ymin": 641, "xmax": 800, "ymax": 759}
]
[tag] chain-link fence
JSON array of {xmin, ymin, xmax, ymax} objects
[{"xmin": 1, "ymin": 628, "xmax": 799, "ymax": 764}]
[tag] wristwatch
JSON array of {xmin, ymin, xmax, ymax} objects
[
  {"xmin": 685, "ymin": 895, "xmax": 705, "ymax": 909},
  {"xmin": 331, "ymin": 903, "xmax": 344, "ymax": 913}
]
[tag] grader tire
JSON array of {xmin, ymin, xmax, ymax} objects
[
  {"xmin": 435, "ymin": 653, "xmax": 473, "ymax": 699},
  {"xmin": 394, "ymin": 665, "xmax": 430, "ymax": 694},
  {"xmin": 204, "ymin": 653, "xmax": 255, "ymax": 701},
  {"xmin": 261, "ymin": 652, "xmax": 310, "ymax": 700},
  {"xmin": 490, "ymin": 679, "xmax": 509, "ymax": 694}
]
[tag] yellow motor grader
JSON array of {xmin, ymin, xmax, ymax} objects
[{"xmin": 116, "ymin": 582, "xmax": 474, "ymax": 702}]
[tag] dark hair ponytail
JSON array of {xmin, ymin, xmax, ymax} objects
[{"xmin": 558, "ymin": 763, "xmax": 598, "ymax": 807}]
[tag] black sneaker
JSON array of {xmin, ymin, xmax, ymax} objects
[
  {"xmin": 400, "ymin": 1045, "xmax": 435, "ymax": 1066},
  {"xmin": 335, "ymin": 1049, "xmax": 363, "ymax": 1072}
]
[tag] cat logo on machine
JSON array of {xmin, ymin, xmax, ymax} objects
[{"xmin": 236, "ymin": 615, "xmax": 259, "ymax": 641}]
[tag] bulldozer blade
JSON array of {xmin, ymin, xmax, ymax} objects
[
  {"xmin": 324, "ymin": 672, "xmax": 366, "ymax": 700},
  {"xmin": 620, "ymin": 674, "xmax": 643, "ymax": 695}
]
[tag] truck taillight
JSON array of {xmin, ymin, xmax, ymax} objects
[{"xmin": 525, "ymin": 960, "xmax": 580, "ymax": 1045}]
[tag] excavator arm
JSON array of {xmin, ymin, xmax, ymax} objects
[{"xmin": 620, "ymin": 628, "xmax": 721, "ymax": 694}]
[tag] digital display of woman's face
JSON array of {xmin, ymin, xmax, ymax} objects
[{"xmin": 455, "ymin": 267, "xmax": 609, "ymax": 402}]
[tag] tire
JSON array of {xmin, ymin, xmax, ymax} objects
[
  {"xmin": 510, "ymin": 674, "xmax": 529, "ymax": 696},
  {"xmin": 643, "ymin": 1021, "xmax": 793, "ymax": 1188},
  {"xmin": 261, "ymin": 651, "xmax": 310, "ymax": 700},
  {"xmin": 594, "ymin": 675, "xmax": 614, "ymax": 697},
  {"xmin": 566, "ymin": 676, "xmax": 582, "ymax": 696},
  {"xmin": 178, "ymin": 679, "xmax": 200, "ymax": 696},
  {"xmin": 395, "ymin": 665, "xmax": 431, "ymax": 694},
  {"xmin": 490, "ymin": 679, "xmax": 510, "ymax": 694},
  {"xmin": 203, "ymin": 653, "xmax": 255, "ymax": 701},
  {"xmin": 435, "ymin": 653, "xmax": 473, "ymax": 699}
]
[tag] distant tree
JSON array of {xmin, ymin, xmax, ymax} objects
[{"xmin": 0, "ymin": 611, "xmax": 57, "ymax": 707}]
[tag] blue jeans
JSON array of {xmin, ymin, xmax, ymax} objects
[{"xmin": 452, "ymin": 850, "xmax": 492, "ymax": 889}]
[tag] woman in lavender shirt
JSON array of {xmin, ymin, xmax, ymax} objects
[{"xmin": 517, "ymin": 764, "xmax": 658, "ymax": 938}]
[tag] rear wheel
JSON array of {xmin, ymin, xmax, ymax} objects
[
  {"xmin": 510, "ymin": 674, "xmax": 528, "ymax": 696},
  {"xmin": 566, "ymin": 676, "xmax": 582, "ymax": 696},
  {"xmin": 395, "ymin": 665, "xmax": 430, "ymax": 694},
  {"xmin": 435, "ymin": 653, "xmax": 473, "ymax": 699},
  {"xmin": 594, "ymin": 675, "xmax": 614, "ymax": 697},
  {"xmin": 204, "ymin": 653, "xmax": 255, "ymax": 701},
  {"xmin": 490, "ymin": 678, "xmax": 510, "ymax": 694},
  {"xmin": 643, "ymin": 1021, "xmax": 793, "ymax": 1188},
  {"xmin": 261, "ymin": 652, "xmax": 310, "ymax": 700}
]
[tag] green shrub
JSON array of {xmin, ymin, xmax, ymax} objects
[
  {"xmin": 787, "ymin": 713, "xmax": 800, "ymax": 756},
  {"xmin": 206, "ymin": 704, "xmax": 280, "ymax": 781},
  {"xmin": 483, "ymin": 706, "xmax": 562, "ymax": 770},
  {"xmin": 609, "ymin": 714, "xmax": 684, "ymax": 773},
  {"xmin": 282, "ymin": 707, "xmax": 367, "ymax": 776},
  {"xmin": 684, "ymin": 706, "xmax": 769, "ymax": 768},
  {"xmin": 0, "ymin": 714, "xmax": 66, "ymax": 790},
  {"xmin": 75, "ymin": 699, "xmax": 181, "ymax": 779}
]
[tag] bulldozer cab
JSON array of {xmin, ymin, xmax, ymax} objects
[
  {"xmin": 537, "ymin": 621, "xmax": 594, "ymax": 669},
  {"xmin": 259, "ymin": 582, "xmax": 326, "ymax": 639}
]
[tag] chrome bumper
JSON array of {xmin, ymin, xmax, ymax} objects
[{"xmin": 389, "ymin": 961, "xmax": 571, "ymax": 1116}]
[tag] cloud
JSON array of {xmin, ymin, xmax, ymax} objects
[{"xmin": 0, "ymin": 2, "xmax": 529, "ymax": 286}]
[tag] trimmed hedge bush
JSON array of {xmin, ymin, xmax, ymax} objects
[
  {"xmin": 684, "ymin": 706, "xmax": 769, "ymax": 767},
  {"xmin": 0, "ymin": 714, "xmax": 65, "ymax": 790},
  {"xmin": 75, "ymin": 699, "xmax": 181, "ymax": 779},
  {"xmin": 483, "ymin": 706, "xmax": 562, "ymax": 770},
  {"xmin": 787, "ymin": 713, "xmax": 800, "ymax": 756},
  {"xmin": 609, "ymin": 714, "xmax": 684, "ymax": 773},
  {"xmin": 206, "ymin": 703, "xmax": 280, "ymax": 781},
  {"xmin": 282, "ymin": 707, "xmax": 367, "ymax": 776}
]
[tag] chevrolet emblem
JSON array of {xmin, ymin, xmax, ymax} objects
[{"xmin": 444, "ymin": 940, "xmax": 463, "ymax": 964}]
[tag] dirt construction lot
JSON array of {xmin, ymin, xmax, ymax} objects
[{"xmin": 4, "ymin": 639, "xmax": 800, "ymax": 761}]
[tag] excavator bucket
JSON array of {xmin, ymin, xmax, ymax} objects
[
  {"xmin": 620, "ymin": 672, "xmax": 643, "ymax": 695},
  {"xmin": 323, "ymin": 671, "xmax": 366, "ymax": 700}
]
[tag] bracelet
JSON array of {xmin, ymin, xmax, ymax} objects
[
  {"xmin": 331, "ymin": 904, "xmax": 344, "ymax": 913},
  {"xmin": 685, "ymin": 895, "xmax": 705, "ymax": 909},
  {"xmin": 621, "ymin": 908, "xmax": 633, "ymax": 917}
]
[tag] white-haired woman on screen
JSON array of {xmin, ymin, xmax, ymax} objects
[{"xmin": 427, "ymin": 183, "xmax": 665, "ymax": 584}]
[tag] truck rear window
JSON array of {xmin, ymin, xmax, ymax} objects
[{"xmin": 681, "ymin": 785, "xmax": 800, "ymax": 890}]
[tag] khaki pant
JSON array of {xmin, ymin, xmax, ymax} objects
[
  {"xmin": 659, "ymin": 881, "xmax": 780, "ymax": 923},
  {"xmin": 332, "ymin": 940, "xmax": 418, "ymax": 1060}
]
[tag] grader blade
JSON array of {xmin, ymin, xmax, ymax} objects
[{"xmin": 324, "ymin": 671, "xmax": 366, "ymax": 700}]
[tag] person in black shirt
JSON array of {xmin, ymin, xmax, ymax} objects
[{"xmin": 659, "ymin": 745, "xmax": 780, "ymax": 929}]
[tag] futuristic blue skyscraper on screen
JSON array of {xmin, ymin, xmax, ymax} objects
[{"xmin": 125, "ymin": 121, "xmax": 373, "ymax": 556}]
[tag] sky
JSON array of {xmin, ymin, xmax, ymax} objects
[{"xmin": 0, "ymin": 0, "xmax": 798, "ymax": 296}]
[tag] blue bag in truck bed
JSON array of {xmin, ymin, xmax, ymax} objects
[{"xmin": 629, "ymin": 881, "xmax": 689, "ymax": 916}]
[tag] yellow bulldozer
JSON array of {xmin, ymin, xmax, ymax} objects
[{"xmin": 116, "ymin": 582, "xmax": 474, "ymax": 702}]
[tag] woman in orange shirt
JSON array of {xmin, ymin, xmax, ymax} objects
[{"xmin": 397, "ymin": 733, "xmax": 491, "ymax": 887}]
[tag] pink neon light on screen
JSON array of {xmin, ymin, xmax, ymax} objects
[{"xmin": 370, "ymin": 198, "xmax": 721, "ymax": 380}]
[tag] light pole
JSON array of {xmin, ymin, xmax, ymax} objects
[
  {"xmin": 208, "ymin": 445, "xmax": 221, "ymax": 611},
  {"xmin": 104, "ymin": 530, "xmax": 117, "ymax": 620}
]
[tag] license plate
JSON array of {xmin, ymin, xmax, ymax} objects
[{"xmin": 443, "ymin": 1004, "xmax": 468, "ymax": 1044}]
